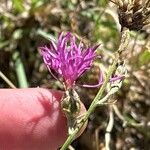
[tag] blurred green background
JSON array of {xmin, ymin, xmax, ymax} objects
[{"xmin": 0, "ymin": 0, "xmax": 150, "ymax": 149}]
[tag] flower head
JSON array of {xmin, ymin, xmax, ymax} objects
[
  {"xmin": 112, "ymin": 0, "xmax": 150, "ymax": 30},
  {"xmin": 40, "ymin": 32, "xmax": 99, "ymax": 89}
]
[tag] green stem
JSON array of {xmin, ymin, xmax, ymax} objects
[
  {"xmin": 12, "ymin": 51, "xmax": 28, "ymax": 88},
  {"xmin": 60, "ymin": 27, "xmax": 130, "ymax": 150}
]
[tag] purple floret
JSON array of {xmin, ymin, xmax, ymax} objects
[{"xmin": 40, "ymin": 32, "xmax": 99, "ymax": 88}]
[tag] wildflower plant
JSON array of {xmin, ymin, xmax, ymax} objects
[
  {"xmin": 39, "ymin": 31, "xmax": 126, "ymax": 149},
  {"xmin": 40, "ymin": 32, "xmax": 101, "ymax": 134}
]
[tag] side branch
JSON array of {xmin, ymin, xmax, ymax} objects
[{"xmin": 60, "ymin": 27, "xmax": 130, "ymax": 150}]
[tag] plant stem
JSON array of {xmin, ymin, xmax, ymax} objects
[
  {"xmin": 105, "ymin": 107, "xmax": 114, "ymax": 150},
  {"xmin": 12, "ymin": 51, "xmax": 28, "ymax": 88},
  {"xmin": 0, "ymin": 71, "xmax": 16, "ymax": 88},
  {"xmin": 60, "ymin": 27, "xmax": 130, "ymax": 150}
]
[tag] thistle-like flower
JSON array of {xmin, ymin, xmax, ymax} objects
[
  {"xmin": 40, "ymin": 32, "xmax": 123, "ymax": 135},
  {"xmin": 40, "ymin": 32, "xmax": 99, "ymax": 89}
]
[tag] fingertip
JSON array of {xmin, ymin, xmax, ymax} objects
[{"xmin": 0, "ymin": 88, "xmax": 68, "ymax": 150}]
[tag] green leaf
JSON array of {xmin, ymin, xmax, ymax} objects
[
  {"xmin": 0, "ymin": 41, "xmax": 9, "ymax": 49},
  {"xmin": 98, "ymin": 0, "xmax": 108, "ymax": 6},
  {"xmin": 37, "ymin": 29, "xmax": 57, "ymax": 42},
  {"xmin": 12, "ymin": 51, "xmax": 28, "ymax": 88},
  {"xmin": 12, "ymin": 0, "xmax": 25, "ymax": 13},
  {"xmin": 139, "ymin": 49, "xmax": 150, "ymax": 66},
  {"xmin": 31, "ymin": 0, "xmax": 44, "ymax": 9}
]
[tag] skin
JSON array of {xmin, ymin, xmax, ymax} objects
[{"xmin": 0, "ymin": 88, "xmax": 87, "ymax": 150}]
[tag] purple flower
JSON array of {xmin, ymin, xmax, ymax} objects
[{"xmin": 40, "ymin": 32, "xmax": 99, "ymax": 89}]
